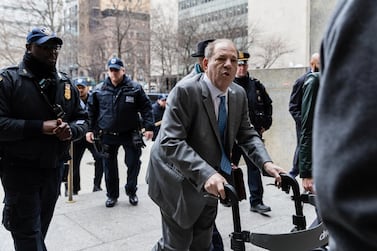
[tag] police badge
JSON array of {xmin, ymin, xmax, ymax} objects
[{"xmin": 64, "ymin": 83, "xmax": 71, "ymax": 100}]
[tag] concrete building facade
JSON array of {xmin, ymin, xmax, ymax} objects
[
  {"xmin": 249, "ymin": 0, "xmax": 336, "ymax": 68},
  {"xmin": 178, "ymin": 0, "xmax": 248, "ymax": 48}
]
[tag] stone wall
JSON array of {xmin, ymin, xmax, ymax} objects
[
  {"xmin": 249, "ymin": 67, "xmax": 307, "ymax": 170},
  {"xmin": 310, "ymin": 0, "xmax": 337, "ymax": 54}
]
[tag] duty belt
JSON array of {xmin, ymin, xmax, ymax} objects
[{"xmin": 99, "ymin": 130, "xmax": 132, "ymax": 136}]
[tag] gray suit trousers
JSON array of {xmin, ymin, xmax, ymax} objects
[{"xmin": 152, "ymin": 204, "xmax": 217, "ymax": 251}]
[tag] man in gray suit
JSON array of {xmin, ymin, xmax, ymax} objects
[
  {"xmin": 147, "ymin": 39, "xmax": 285, "ymax": 251},
  {"xmin": 314, "ymin": 1, "xmax": 377, "ymax": 250}
]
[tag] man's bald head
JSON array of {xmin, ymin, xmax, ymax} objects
[{"xmin": 310, "ymin": 52, "xmax": 320, "ymax": 72}]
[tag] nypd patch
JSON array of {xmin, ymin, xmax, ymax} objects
[{"xmin": 125, "ymin": 96, "xmax": 135, "ymax": 103}]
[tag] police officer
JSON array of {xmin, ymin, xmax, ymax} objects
[
  {"xmin": 68, "ymin": 78, "xmax": 104, "ymax": 194},
  {"xmin": 0, "ymin": 27, "xmax": 88, "ymax": 250},
  {"xmin": 86, "ymin": 57, "xmax": 154, "ymax": 208},
  {"xmin": 231, "ymin": 51, "xmax": 273, "ymax": 213}
]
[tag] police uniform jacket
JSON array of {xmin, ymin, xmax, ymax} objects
[
  {"xmin": 0, "ymin": 62, "xmax": 89, "ymax": 167},
  {"xmin": 234, "ymin": 73, "xmax": 273, "ymax": 132},
  {"xmin": 88, "ymin": 75, "xmax": 154, "ymax": 134}
]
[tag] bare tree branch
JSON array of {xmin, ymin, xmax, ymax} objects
[
  {"xmin": 253, "ymin": 35, "xmax": 294, "ymax": 69},
  {"xmin": 150, "ymin": 5, "xmax": 179, "ymax": 91},
  {"xmin": 20, "ymin": 0, "xmax": 64, "ymax": 33}
]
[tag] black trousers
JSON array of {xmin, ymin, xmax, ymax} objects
[
  {"xmin": 71, "ymin": 138, "xmax": 104, "ymax": 192},
  {"xmin": 210, "ymin": 224, "xmax": 224, "ymax": 251},
  {"xmin": 231, "ymin": 144, "xmax": 264, "ymax": 206},
  {"xmin": 102, "ymin": 135, "xmax": 141, "ymax": 199},
  {"xmin": 1, "ymin": 162, "xmax": 62, "ymax": 251}
]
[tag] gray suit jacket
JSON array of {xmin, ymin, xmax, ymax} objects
[{"xmin": 147, "ymin": 74, "xmax": 272, "ymax": 228}]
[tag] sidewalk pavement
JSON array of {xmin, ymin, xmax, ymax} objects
[{"xmin": 0, "ymin": 141, "xmax": 316, "ymax": 251}]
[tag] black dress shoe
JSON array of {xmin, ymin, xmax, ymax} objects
[
  {"xmin": 105, "ymin": 198, "xmax": 117, "ymax": 208},
  {"xmin": 250, "ymin": 203, "xmax": 271, "ymax": 213},
  {"xmin": 129, "ymin": 194, "xmax": 138, "ymax": 206},
  {"xmin": 93, "ymin": 185, "xmax": 103, "ymax": 192}
]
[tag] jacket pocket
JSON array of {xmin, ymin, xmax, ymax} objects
[
  {"xmin": 164, "ymin": 162, "xmax": 185, "ymax": 182},
  {"xmin": 2, "ymin": 191, "xmax": 39, "ymax": 232}
]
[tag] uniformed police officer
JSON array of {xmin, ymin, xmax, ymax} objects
[
  {"xmin": 67, "ymin": 78, "xmax": 104, "ymax": 195},
  {"xmin": 86, "ymin": 57, "xmax": 154, "ymax": 208},
  {"xmin": 231, "ymin": 51, "xmax": 273, "ymax": 214},
  {"xmin": 0, "ymin": 27, "xmax": 88, "ymax": 250}
]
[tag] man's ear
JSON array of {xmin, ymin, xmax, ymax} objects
[
  {"xmin": 203, "ymin": 58, "xmax": 209, "ymax": 72},
  {"xmin": 26, "ymin": 44, "xmax": 32, "ymax": 53}
]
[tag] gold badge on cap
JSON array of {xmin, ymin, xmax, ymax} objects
[{"xmin": 64, "ymin": 83, "xmax": 71, "ymax": 100}]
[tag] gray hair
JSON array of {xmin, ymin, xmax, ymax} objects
[{"xmin": 204, "ymin": 39, "xmax": 236, "ymax": 59}]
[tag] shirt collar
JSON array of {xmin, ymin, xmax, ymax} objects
[{"xmin": 203, "ymin": 74, "xmax": 228, "ymax": 99}]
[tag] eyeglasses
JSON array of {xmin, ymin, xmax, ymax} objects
[
  {"xmin": 36, "ymin": 44, "xmax": 62, "ymax": 51},
  {"xmin": 109, "ymin": 68, "xmax": 120, "ymax": 72}
]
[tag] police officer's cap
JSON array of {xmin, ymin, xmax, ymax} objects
[
  {"xmin": 26, "ymin": 27, "xmax": 63, "ymax": 45},
  {"xmin": 238, "ymin": 51, "xmax": 250, "ymax": 65},
  {"xmin": 74, "ymin": 78, "xmax": 88, "ymax": 87},
  {"xmin": 158, "ymin": 94, "xmax": 168, "ymax": 101},
  {"xmin": 107, "ymin": 57, "xmax": 124, "ymax": 70},
  {"xmin": 191, "ymin": 39, "xmax": 215, "ymax": 57}
]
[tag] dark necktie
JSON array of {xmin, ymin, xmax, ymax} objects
[{"xmin": 218, "ymin": 95, "xmax": 232, "ymax": 175}]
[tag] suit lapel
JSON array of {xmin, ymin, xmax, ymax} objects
[{"xmin": 199, "ymin": 79, "xmax": 223, "ymax": 148}]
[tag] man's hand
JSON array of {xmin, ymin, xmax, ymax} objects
[
  {"xmin": 263, "ymin": 162, "xmax": 286, "ymax": 187},
  {"xmin": 204, "ymin": 173, "xmax": 228, "ymax": 199},
  {"xmin": 302, "ymin": 178, "xmax": 315, "ymax": 193},
  {"xmin": 53, "ymin": 118, "xmax": 72, "ymax": 141},
  {"xmin": 42, "ymin": 120, "xmax": 58, "ymax": 135},
  {"xmin": 143, "ymin": 130, "xmax": 153, "ymax": 141},
  {"xmin": 86, "ymin": 132, "xmax": 94, "ymax": 143}
]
